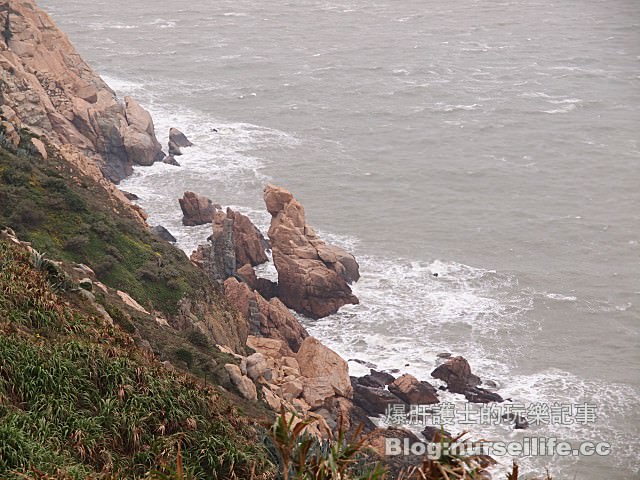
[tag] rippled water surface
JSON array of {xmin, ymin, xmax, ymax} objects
[{"xmin": 40, "ymin": 0, "xmax": 640, "ymax": 477}]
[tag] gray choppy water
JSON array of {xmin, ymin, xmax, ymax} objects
[{"xmin": 41, "ymin": 0, "xmax": 639, "ymax": 478}]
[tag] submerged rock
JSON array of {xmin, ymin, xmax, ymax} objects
[
  {"xmin": 162, "ymin": 154, "xmax": 180, "ymax": 166},
  {"xmin": 263, "ymin": 184, "xmax": 359, "ymax": 318}
]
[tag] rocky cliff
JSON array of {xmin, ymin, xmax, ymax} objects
[{"xmin": 0, "ymin": 0, "xmax": 164, "ymax": 182}]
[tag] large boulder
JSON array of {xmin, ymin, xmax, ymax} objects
[
  {"xmin": 226, "ymin": 208, "xmax": 269, "ymax": 267},
  {"xmin": 263, "ymin": 184, "xmax": 359, "ymax": 318},
  {"xmin": 224, "ymin": 364, "xmax": 257, "ymax": 401},
  {"xmin": 296, "ymin": 337, "xmax": 352, "ymax": 398},
  {"xmin": 224, "ymin": 277, "xmax": 308, "ymax": 352},
  {"xmin": 179, "ymin": 192, "xmax": 216, "ymax": 226},
  {"xmin": 388, "ymin": 374, "xmax": 439, "ymax": 405},
  {"xmin": 168, "ymin": 127, "xmax": 193, "ymax": 156},
  {"xmin": 431, "ymin": 356, "xmax": 481, "ymax": 394},
  {"xmin": 122, "ymin": 96, "xmax": 164, "ymax": 166}
]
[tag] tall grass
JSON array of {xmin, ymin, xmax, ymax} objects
[{"xmin": 0, "ymin": 239, "xmax": 271, "ymax": 479}]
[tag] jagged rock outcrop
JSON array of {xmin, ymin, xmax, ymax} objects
[
  {"xmin": 224, "ymin": 277, "xmax": 308, "ymax": 352},
  {"xmin": 0, "ymin": 1, "xmax": 164, "ymax": 182},
  {"xmin": 191, "ymin": 207, "xmax": 268, "ymax": 282},
  {"xmin": 263, "ymin": 184, "xmax": 359, "ymax": 318},
  {"xmin": 179, "ymin": 191, "xmax": 216, "ymax": 226},
  {"xmin": 226, "ymin": 208, "xmax": 269, "ymax": 267},
  {"xmin": 168, "ymin": 127, "xmax": 192, "ymax": 156}
]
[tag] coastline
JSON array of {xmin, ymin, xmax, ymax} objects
[{"xmin": 2, "ymin": 0, "xmax": 639, "ymax": 477}]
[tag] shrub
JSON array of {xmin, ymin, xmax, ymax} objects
[
  {"xmin": 187, "ymin": 330, "xmax": 209, "ymax": 349},
  {"xmin": 63, "ymin": 234, "xmax": 89, "ymax": 252},
  {"xmin": 174, "ymin": 349, "xmax": 194, "ymax": 369},
  {"xmin": 93, "ymin": 254, "xmax": 118, "ymax": 276}
]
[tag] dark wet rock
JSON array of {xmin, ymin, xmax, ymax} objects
[
  {"xmin": 151, "ymin": 225, "xmax": 177, "ymax": 243},
  {"xmin": 162, "ymin": 154, "xmax": 180, "ymax": 166},
  {"xmin": 482, "ymin": 379, "xmax": 499, "ymax": 390},
  {"xmin": 463, "ymin": 386, "xmax": 504, "ymax": 404},
  {"xmin": 502, "ymin": 413, "xmax": 529, "ymax": 429},
  {"xmin": 121, "ymin": 191, "xmax": 139, "ymax": 201},
  {"xmin": 431, "ymin": 356, "xmax": 481, "ymax": 394},
  {"xmin": 356, "ymin": 370, "xmax": 396, "ymax": 389},
  {"xmin": 388, "ymin": 374, "xmax": 439, "ymax": 405},
  {"xmin": 352, "ymin": 380, "xmax": 405, "ymax": 416},
  {"xmin": 421, "ymin": 426, "xmax": 452, "ymax": 442},
  {"xmin": 349, "ymin": 358, "xmax": 377, "ymax": 369},
  {"xmin": 436, "ymin": 352, "xmax": 452, "ymax": 359}
]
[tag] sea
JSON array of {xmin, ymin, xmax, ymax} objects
[{"xmin": 40, "ymin": 0, "xmax": 639, "ymax": 478}]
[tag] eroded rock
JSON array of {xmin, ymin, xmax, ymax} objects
[
  {"xmin": 264, "ymin": 184, "xmax": 359, "ymax": 318},
  {"xmin": 179, "ymin": 192, "xmax": 216, "ymax": 226}
]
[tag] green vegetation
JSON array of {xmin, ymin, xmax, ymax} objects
[
  {"xmin": 0, "ymin": 128, "xmax": 207, "ymax": 317},
  {"xmin": 0, "ymin": 239, "xmax": 271, "ymax": 479}
]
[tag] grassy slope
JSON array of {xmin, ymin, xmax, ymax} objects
[
  {"xmin": 0, "ymin": 238, "xmax": 273, "ymax": 479},
  {"xmin": 0, "ymin": 128, "xmax": 200, "ymax": 317},
  {"xmin": 0, "ymin": 127, "xmax": 278, "ymax": 477}
]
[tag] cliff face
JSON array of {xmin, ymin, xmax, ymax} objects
[{"xmin": 0, "ymin": 0, "xmax": 164, "ymax": 182}]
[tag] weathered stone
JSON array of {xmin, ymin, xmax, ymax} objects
[
  {"xmin": 302, "ymin": 377, "xmax": 335, "ymax": 409},
  {"xmin": 247, "ymin": 336, "xmax": 290, "ymax": 359},
  {"xmin": 264, "ymin": 184, "xmax": 359, "ymax": 319},
  {"xmin": 0, "ymin": 1, "xmax": 164, "ymax": 182},
  {"xmin": 179, "ymin": 192, "xmax": 216, "ymax": 226},
  {"xmin": 169, "ymin": 127, "xmax": 193, "ymax": 148},
  {"xmin": 226, "ymin": 208, "xmax": 269, "ymax": 267},
  {"xmin": 296, "ymin": 337, "xmax": 352, "ymax": 398},
  {"xmin": 224, "ymin": 364, "xmax": 257, "ymax": 401},
  {"xmin": 262, "ymin": 386, "xmax": 282, "ymax": 410},
  {"xmin": 224, "ymin": 278, "xmax": 308, "ymax": 353},
  {"xmin": 281, "ymin": 380, "xmax": 304, "ymax": 399},
  {"xmin": 31, "ymin": 138, "xmax": 47, "ymax": 159},
  {"xmin": 431, "ymin": 356, "xmax": 481, "ymax": 394},
  {"xmin": 246, "ymin": 352, "xmax": 269, "ymax": 382},
  {"xmin": 388, "ymin": 374, "xmax": 439, "ymax": 405}
]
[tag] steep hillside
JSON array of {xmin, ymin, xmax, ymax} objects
[{"xmin": 0, "ymin": 230, "xmax": 275, "ymax": 479}]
